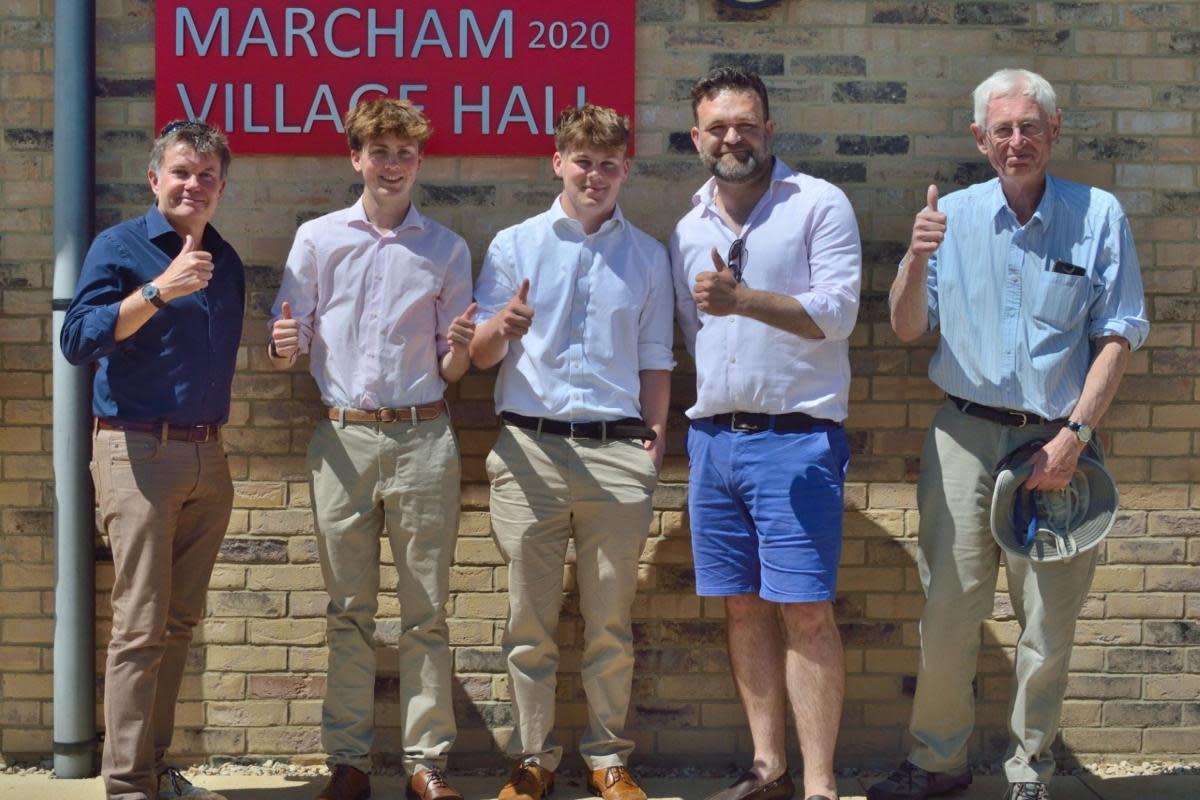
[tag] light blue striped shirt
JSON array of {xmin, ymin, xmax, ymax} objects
[{"xmin": 916, "ymin": 175, "xmax": 1148, "ymax": 420}]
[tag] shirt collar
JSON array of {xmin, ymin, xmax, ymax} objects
[
  {"xmin": 144, "ymin": 204, "xmax": 221, "ymax": 248},
  {"xmin": 691, "ymin": 157, "xmax": 799, "ymax": 216},
  {"xmin": 548, "ymin": 194, "xmax": 626, "ymax": 236},
  {"xmin": 989, "ymin": 174, "xmax": 1057, "ymax": 229},
  {"xmin": 347, "ymin": 197, "xmax": 426, "ymax": 235}
]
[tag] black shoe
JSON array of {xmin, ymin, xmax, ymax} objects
[
  {"xmin": 866, "ymin": 761, "xmax": 971, "ymax": 800},
  {"xmin": 1004, "ymin": 783, "xmax": 1049, "ymax": 800},
  {"xmin": 703, "ymin": 770, "xmax": 796, "ymax": 800}
]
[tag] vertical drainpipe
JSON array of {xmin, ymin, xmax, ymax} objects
[{"xmin": 51, "ymin": 0, "xmax": 97, "ymax": 779}]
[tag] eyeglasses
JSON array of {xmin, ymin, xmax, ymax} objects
[
  {"xmin": 727, "ymin": 237, "xmax": 746, "ymax": 283},
  {"xmin": 158, "ymin": 119, "xmax": 214, "ymax": 138},
  {"xmin": 986, "ymin": 120, "xmax": 1047, "ymax": 144}
]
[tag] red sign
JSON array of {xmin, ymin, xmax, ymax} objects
[{"xmin": 155, "ymin": 2, "xmax": 636, "ymax": 155}]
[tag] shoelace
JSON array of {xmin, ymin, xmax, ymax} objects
[
  {"xmin": 425, "ymin": 768, "xmax": 451, "ymax": 790},
  {"xmin": 162, "ymin": 766, "xmax": 193, "ymax": 794},
  {"xmin": 1011, "ymin": 783, "xmax": 1047, "ymax": 800},
  {"xmin": 887, "ymin": 762, "xmax": 927, "ymax": 790},
  {"xmin": 600, "ymin": 766, "xmax": 632, "ymax": 788}
]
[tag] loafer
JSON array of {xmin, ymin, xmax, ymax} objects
[
  {"xmin": 499, "ymin": 758, "xmax": 555, "ymax": 800},
  {"xmin": 317, "ymin": 764, "xmax": 371, "ymax": 800},
  {"xmin": 703, "ymin": 770, "xmax": 796, "ymax": 800},
  {"xmin": 587, "ymin": 766, "xmax": 646, "ymax": 800},
  {"xmin": 866, "ymin": 761, "xmax": 971, "ymax": 800},
  {"xmin": 408, "ymin": 767, "xmax": 462, "ymax": 800},
  {"xmin": 1004, "ymin": 783, "xmax": 1049, "ymax": 800}
]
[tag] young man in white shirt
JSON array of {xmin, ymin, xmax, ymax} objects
[
  {"xmin": 470, "ymin": 104, "xmax": 673, "ymax": 800},
  {"xmin": 268, "ymin": 98, "xmax": 476, "ymax": 800}
]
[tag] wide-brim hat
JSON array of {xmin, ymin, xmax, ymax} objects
[{"xmin": 990, "ymin": 439, "xmax": 1118, "ymax": 562}]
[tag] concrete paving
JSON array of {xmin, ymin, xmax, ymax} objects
[{"xmin": 1, "ymin": 772, "xmax": 1199, "ymax": 800}]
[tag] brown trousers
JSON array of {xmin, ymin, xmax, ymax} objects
[{"xmin": 92, "ymin": 429, "xmax": 232, "ymax": 800}]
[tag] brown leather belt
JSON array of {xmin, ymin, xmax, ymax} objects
[
  {"xmin": 95, "ymin": 418, "xmax": 221, "ymax": 443},
  {"xmin": 327, "ymin": 400, "xmax": 447, "ymax": 424}
]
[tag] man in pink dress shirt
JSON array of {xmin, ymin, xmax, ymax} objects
[{"xmin": 268, "ymin": 99, "xmax": 475, "ymax": 800}]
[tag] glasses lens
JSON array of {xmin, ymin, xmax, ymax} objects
[{"xmin": 727, "ymin": 238, "xmax": 745, "ymax": 282}]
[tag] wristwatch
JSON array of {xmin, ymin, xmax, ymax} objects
[
  {"xmin": 1065, "ymin": 420, "xmax": 1093, "ymax": 444},
  {"xmin": 140, "ymin": 282, "xmax": 167, "ymax": 309}
]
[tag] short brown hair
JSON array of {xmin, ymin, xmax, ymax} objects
[
  {"xmin": 149, "ymin": 121, "xmax": 232, "ymax": 178},
  {"xmin": 690, "ymin": 66, "xmax": 771, "ymax": 122},
  {"xmin": 553, "ymin": 104, "xmax": 631, "ymax": 153},
  {"xmin": 344, "ymin": 98, "xmax": 432, "ymax": 152}
]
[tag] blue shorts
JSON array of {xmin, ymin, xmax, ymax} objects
[{"xmin": 686, "ymin": 417, "xmax": 849, "ymax": 603}]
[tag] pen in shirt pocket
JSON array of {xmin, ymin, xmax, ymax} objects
[{"xmin": 1051, "ymin": 260, "xmax": 1086, "ymax": 277}]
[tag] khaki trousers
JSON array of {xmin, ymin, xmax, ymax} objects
[
  {"xmin": 486, "ymin": 424, "xmax": 657, "ymax": 772},
  {"xmin": 908, "ymin": 401, "xmax": 1099, "ymax": 783},
  {"xmin": 308, "ymin": 415, "xmax": 460, "ymax": 774},
  {"xmin": 93, "ymin": 430, "xmax": 233, "ymax": 800}
]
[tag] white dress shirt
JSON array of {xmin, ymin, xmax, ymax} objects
[
  {"xmin": 475, "ymin": 198, "xmax": 675, "ymax": 421},
  {"xmin": 269, "ymin": 199, "xmax": 473, "ymax": 409},
  {"xmin": 671, "ymin": 159, "xmax": 862, "ymax": 422}
]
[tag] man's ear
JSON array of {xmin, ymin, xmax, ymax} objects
[
  {"xmin": 552, "ymin": 150, "xmax": 564, "ymax": 178},
  {"xmin": 970, "ymin": 123, "xmax": 988, "ymax": 156},
  {"xmin": 690, "ymin": 126, "xmax": 701, "ymax": 153}
]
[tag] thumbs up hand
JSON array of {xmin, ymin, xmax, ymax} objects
[
  {"xmin": 447, "ymin": 302, "xmax": 478, "ymax": 353},
  {"xmin": 910, "ymin": 184, "xmax": 947, "ymax": 259},
  {"xmin": 693, "ymin": 246, "xmax": 742, "ymax": 316},
  {"xmin": 154, "ymin": 234, "xmax": 215, "ymax": 303},
  {"xmin": 270, "ymin": 300, "xmax": 300, "ymax": 360},
  {"xmin": 498, "ymin": 279, "xmax": 534, "ymax": 341}
]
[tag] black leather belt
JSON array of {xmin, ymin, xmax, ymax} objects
[
  {"xmin": 96, "ymin": 418, "xmax": 221, "ymax": 442},
  {"xmin": 705, "ymin": 411, "xmax": 838, "ymax": 433},
  {"xmin": 948, "ymin": 395, "xmax": 1066, "ymax": 427},
  {"xmin": 501, "ymin": 412, "xmax": 656, "ymax": 441}
]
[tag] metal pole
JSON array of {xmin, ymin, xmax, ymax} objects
[{"xmin": 51, "ymin": 0, "xmax": 97, "ymax": 779}]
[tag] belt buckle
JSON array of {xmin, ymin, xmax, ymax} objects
[
  {"xmin": 728, "ymin": 413, "xmax": 754, "ymax": 432},
  {"xmin": 376, "ymin": 408, "xmax": 397, "ymax": 423},
  {"xmin": 1011, "ymin": 411, "xmax": 1028, "ymax": 427}
]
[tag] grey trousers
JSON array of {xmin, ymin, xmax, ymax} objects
[
  {"xmin": 309, "ymin": 415, "xmax": 460, "ymax": 774},
  {"xmin": 907, "ymin": 400, "xmax": 1099, "ymax": 783},
  {"xmin": 486, "ymin": 424, "xmax": 656, "ymax": 772}
]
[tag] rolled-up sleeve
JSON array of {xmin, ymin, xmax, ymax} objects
[
  {"xmin": 638, "ymin": 242, "xmax": 676, "ymax": 372},
  {"xmin": 60, "ymin": 232, "xmax": 127, "ymax": 366},
  {"xmin": 794, "ymin": 186, "xmax": 861, "ymax": 342},
  {"xmin": 270, "ymin": 224, "xmax": 319, "ymax": 354},
  {"xmin": 1088, "ymin": 208, "xmax": 1148, "ymax": 351},
  {"xmin": 474, "ymin": 229, "xmax": 517, "ymax": 325}
]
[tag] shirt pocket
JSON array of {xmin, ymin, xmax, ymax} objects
[{"xmin": 1029, "ymin": 270, "xmax": 1090, "ymax": 330}]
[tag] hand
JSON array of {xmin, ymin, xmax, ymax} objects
[
  {"xmin": 1022, "ymin": 429, "xmax": 1086, "ymax": 492},
  {"xmin": 271, "ymin": 301, "xmax": 300, "ymax": 359},
  {"xmin": 448, "ymin": 302, "xmax": 478, "ymax": 353},
  {"xmin": 497, "ymin": 279, "xmax": 534, "ymax": 340},
  {"xmin": 155, "ymin": 234, "xmax": 214, "ymax": 302},
  {"xmin": 644, "ymin": 436, "xmax": 665, "ymax": 475},
  {"xmin": 693, "ymin": 247, "xmax": 741, "ymax": 316},
  {"xmin": 909, "ymin": 184, "xmax": 946, "ymax": 259}
]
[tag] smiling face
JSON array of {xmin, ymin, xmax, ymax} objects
[
  {"xmin": 692, "ymin": 89, "xmax": 775, "ymax": 184},
  {"xmin": 148, "ymin": 143, "xmax": 226, "ymax": 238},
  {"xmin": 972, "ymin": 92, "xmax": 1060, "ymax": 188},
  {"xmin": 351, "ymin": 133, "xmax": 423, "ymax": 214},
  {"xmin": 553, "ymin": 145, "xmax": 630, "ymax": 229}
]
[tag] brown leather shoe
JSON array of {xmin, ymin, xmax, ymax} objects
[
  {"xmin": 317, "ymin": 764, "xmax": 371, "ymax": 800},
  {"xmin": 587, "ymin": 766, "xmax": 647, "ymax": 800},
  {"xmin": 703, "ymin": 770, "xmax": 795, "ymax": 800},
  {"xmin": 498, "ymin": 758, "xmax": 555, "ymax": 800},
  {"xmin": 407, "ymin": 768, "xmax": 463, "ymax": 800}
]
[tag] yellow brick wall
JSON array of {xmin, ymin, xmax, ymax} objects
[{"xmin": 2, "ymin": 0, "xmax": 1198, "ymax": 767}]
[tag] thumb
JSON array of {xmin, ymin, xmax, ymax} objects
[
  {"xmin": 181, "ymin": 234, "xmax": 196, "ymax": 254},
  {"xmin": 710, "ymin": 246, "xmax": 727, "ymax": 272},
  {"xmin": 463, "ymin": 301, "xmax": 478, "ymax": 320},
  {"xmin": 516, "ymin": 278, "xmax": 530, "ymax": 304},
  {"xmin": 281, "ymin": 301, "xmax": 292, "ymax": 320},
  {"xmin": 927, "ymin": 184, "xmax": 939, "ymax": 213}
]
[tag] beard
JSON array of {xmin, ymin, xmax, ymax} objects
[{"xmin": 701, "ymin": 141, "xmax": 774, "ymax": 183}]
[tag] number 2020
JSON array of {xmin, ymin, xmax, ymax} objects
[{"xmin": 528, "ymin": 20, "xmax": 611, "ymax": 50}]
